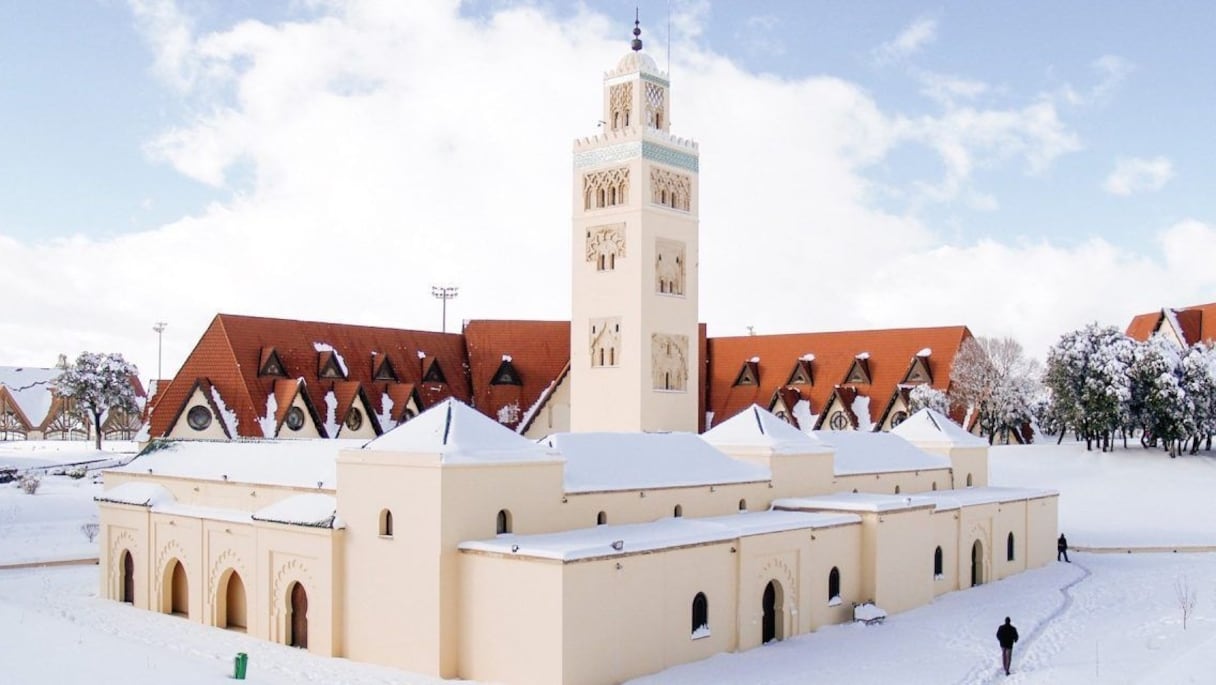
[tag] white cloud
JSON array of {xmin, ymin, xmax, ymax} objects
[
  {"xmin": 874, "ymin": 17, "xmax": 937, "ymax": 64},
  {"xmin": 1104, "ymin": 156, "xmax": 1174, "ymax": 195},
  {"xmin": 0, "ymin": 2, "xmax": 1209, "ymax": 381},
  {"xmin": 736, "ymin": 14, "xmax": 785, "ymax": 57}
]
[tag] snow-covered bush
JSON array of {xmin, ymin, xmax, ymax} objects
[
  {"xmin": 19, "ymin": 474, "xmax": 41, "ymax": 495},
  {"xmin": 65, "ymin": 465, "xmax": 88, "ymax": 480}
]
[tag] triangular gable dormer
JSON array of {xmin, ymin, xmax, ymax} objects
[
  {"xmin": 844, "ymin": 355, "xmax": 871, "ymax": 385},
  {"xmin": 166, "ymin": 378, "xmax": 233, "ymax": 440},
  {"xmin": 786, "ymin": 359, "xmax": 813, "ymax": 386},
  {"xmin": 422, "ymin": 357, "xmax": 447, "ymax": 384},
  {"xmin": 317, "ymin": 350, "xmax": 347, "ymax": 380},
  {"xmin": 271, "ymin": 378, "xmax": 327, "ymax": 439},
  {"xmin": 333, "ymin": 383, "xmax": 381, "ymax": 438},
  {"xmin": 258, "ymin": 348, "xmax": 287, "ymax": 378},
  {"xmin": 769, "ymin": 386, "xmax": 803, "ymax": 427},
  {"xmin": 815, "ymin": 385, "xmax": 859, "ymax": 431},
  {"xmin": 372, "ymin": 354, "xmax": 399, "ymax": 382},
  {"xmin": 877, "ymin": 385, "xmax": 914, "ymax": 431},
  {"xmin": 490, "ymin": 358, "xmax": 522, "ymax": 386},
  {"xmin": 733, "ymin": 360, "xmax": 760, "ymax": 387},
  {"xmin": 901, "ymin": 355, "xmax": 933, "ymax": 385}
]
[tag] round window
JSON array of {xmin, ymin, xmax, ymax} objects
[
  {"xmin": 890, "ymin": 411, "xmax": 909, "ymax": 427},
  {"xmin": 186, "ymin": 405, "xmax": 212, "ymax": 431},
  {"xmin": 829, "ymin": 411, "xmax": 849, "ymax": 430},
  {"xmin": 345, "ymin": 408, "xmax": 363, "ymax": 431},
  {"xmin": 285, "ymin": 406, "xmax": 305, "ymax": 431}
]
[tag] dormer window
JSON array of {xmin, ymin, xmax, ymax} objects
[
  {"xmin": 733, "ymin": 360, "xmax": 759, "ymax": 387},
  {"xmin": 423, "ymin": 359, "xmax": 447, "ymax": 384},
  {"xmin": 372, "ymin": 356, "xmax": 399, "ymax": 382},
  {"xmin": 258, "ymin": 348, "xmax": 287, "ymax": 377},
  {"xmin": 317, "ymin": 351, "xmax": 346, "ymax": 379},
  {"xmin": 787, "ymin": 359, "xmax": 813, "ymax": 385},
  {"xmin": 845, "ymin": 355, "xmax": 872, "ymax": 385},
  {"xmin": 491, "ymin": 359, "xmax": 522, "ymax": 386}
]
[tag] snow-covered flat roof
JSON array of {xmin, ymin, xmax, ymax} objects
[
  {"xmin": 251, "ymin": 493, "xmax": 340, "ymax": 528},
  {"xmin": 95, "ymin": 481, "xmax": 175, "ymax": 507},
  {"xmin": 890, "ymin": 408, "xmax": 987, "ymax": 447},
  {"xmin": 459, "ymin": 509, "xmax": 860, "ymax": 561},
  {"xmin": 776, "ymin": 486, "xmax": 1057, "ymax": 514},
  {"xmin": 817, "ymin": 431, "xmax": 951, "ymax": 475},
  {"xmin": 540, "ymin": 432, "xmax": 770, "ymax": 493},
  {"xmin": 110, "ymin": 439, "xmax": 361, "ymax": 489}
]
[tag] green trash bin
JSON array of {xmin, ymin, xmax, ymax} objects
[{"xmin": 234, "ymin": 652, "xmax": 248, "ymax": 680}]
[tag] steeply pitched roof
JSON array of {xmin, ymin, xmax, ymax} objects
[
  {"xmin": 1126, "ymin": 303, "xmax": 1216, "ymax": 346},
  {"xmin": 463, "ymin": 320, "xmax": 570, "ymax": 431},
  {"xmin": 890, "ymin": 408, "xmax": 986, "ymax": 446},
  {"xmin": 0, "ymin": 366, "xmax": 58, "ymax": 428},
  {"xmin": 149, "ymin": 314, "xmax": 469, "ymax": 438},
  {"xmin": 705, "ymin": 326, "xmax": 972, "ymax": 431},
  {"xmin": 702, "ymin": 404, "xmax": 832, "ymax": 454}
]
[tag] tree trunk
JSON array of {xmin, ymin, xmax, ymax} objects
[
  {"xmin": 1056, "ymin": 430, "xmax": 1065, "ymax": 445},
  {"xmin": 92, "ymin": 410, "xmax": 103, "ymax": 451}
]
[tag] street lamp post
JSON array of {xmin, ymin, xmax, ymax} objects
[
  {"xmin": 153, "ymin": 322, "xmax": 168, "ymax": 381},
  {"xmin": 430, "ymin": 286, "xmax": 459, "ymax": 333}
]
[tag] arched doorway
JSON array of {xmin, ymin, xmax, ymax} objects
[
  {"xmin": 121, "ymin": 550, "xmax": 134, "ymax": 604},
  {"xmin": 223, "ymin": 571, "xmax": 247, "ymax": 631},
  {"xmin": 169, "ymin": 560, "xmax": 188, "ymax": 616},
  {"xmin": 971, "ymin": 540, "xmax": 985, "ymax": 587},
  {"xmin": 289, "ymin": 582, "xmax": 308, "ymax": 649},
  {"xmin": 762, "ymin": 580, "xmax": 784, "ymax": 643}
]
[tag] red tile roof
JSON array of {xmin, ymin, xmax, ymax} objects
[
  {"xmin": 149, "ymin": 314, "xmax": 468, "ymax": 438},
  {"xmin": 705, "ymin": 326, "xmax": 973, "ymax": 430},
  {"xmin": 1126, "ymin": 302, "xmax": 1216, "ymax": 346},
  {"xmin": 463, "ymin": 320, "xmax": 570, "ymax": 431}
]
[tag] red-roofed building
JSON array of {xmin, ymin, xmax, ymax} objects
[{"xmin": 1126, "ymin": 302, "xmax": 1216, "ymax": 348}]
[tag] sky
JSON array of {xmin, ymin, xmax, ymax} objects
[{"xmin": 2, "ymin": 0, "xmax": 1214, "ymax": 384}]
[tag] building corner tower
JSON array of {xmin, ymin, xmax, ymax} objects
[{"xmin": 570, "ymin": 19, "xmax": 701, "ymax": 433}]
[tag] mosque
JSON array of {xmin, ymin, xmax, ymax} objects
[{"xmin": 97, "ymin": 23, "xmax": 1059, "ymax": 685}]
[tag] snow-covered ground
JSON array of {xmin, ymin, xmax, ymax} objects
[{"xmin": 3, "ymin": 439, "xmax": 1216, "ymax": 683}]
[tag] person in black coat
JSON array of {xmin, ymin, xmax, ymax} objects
[
  {"xmin": 996, "ymin": 617, "xmax": 1020, "ymax": 675},
  {"xmin": 1057, "ymin": 533, "xmax": 1070, "ymax": 562}
]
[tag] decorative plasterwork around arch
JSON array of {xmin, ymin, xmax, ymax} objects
[
  {"xmin": 207, "ymin": 548, "xmax": 250, "ymax": 610},
  {"xmin": 152, "ymin": 538, "xmax": 187, "ymax": 602},
  {"xmin": 107, "ymin": 528, "xmax": 139, "ymax": 601}
]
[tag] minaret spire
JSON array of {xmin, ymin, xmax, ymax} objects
[{"xmin": 631, "ymin": 9, "xmax": 643, "ymax": 52}]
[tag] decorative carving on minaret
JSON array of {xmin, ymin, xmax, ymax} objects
[
  {"xmin": 586, "ymin": 224, "xmax": 625, "ymax": 271},
  {"xmin": 651, "ymin": 333, "xmax": 688, "ymax": 391},
  {"xmin": 590, "ymin": 317, "xmax": 622, "ymax": 367},
  {"xmin": 644, "ymin": 82, "xmax": 666, "ymax": 129},
  {"xmin": 583, "ymin": 167, "xmax": 630, "ymax": 210},
  {"xmin": 655, "ymin": 238, "xmax": 686, "ymax": 295},
  {"xmin": 650, "ymin": 167, "xmax": 690, "ymax": 211},
  {"xmin": 610, "ymin": 83, "xmax": 633, "ymax": 130}
]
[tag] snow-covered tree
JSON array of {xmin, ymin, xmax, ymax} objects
[
  {"xmin": 1179, "ymin": 342, "xmax": 1216, "ymax": 454},
  {"xmin": 949, "ymin": 336, "xmax": 1040, "ymax": 444},
  {"xmin": 907, "ymin": 384, "xmax": 950, "ymax": 415},
  {"xmin": 1127, "ymin": 335, "xmax": 1190, "ymax": 456},
  {"xmin": 53, "ymin": 352, "xmax": 140, "ymax": 450},
  {"xmin": 1042, "ymin": 324, "xmax": 1132, "ymax": 451}
]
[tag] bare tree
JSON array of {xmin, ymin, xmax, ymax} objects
[
  {"xmin": 1176, "ymin": 575, "xmax": 1197, "ymax": 629},
  {"xmin": 950, "ymin": 336, "xmax": 1041, "ymax": 442}
]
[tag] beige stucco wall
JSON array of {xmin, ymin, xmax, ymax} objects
[
  {"xmin": 98, "ymin": 493, "xmax": 343, "ymax": 656},
  {"xmin": 520, "ymin": 371, "xmax": 572, "ymax": 439},
  {"xmin": 166, "ymin": 387, "xmax": 230, "ymax": 440},
  {"xmin": 930, "ymin": 509, "xmax": 961, "ymax": 596},
  {"xmin": 833, "ymin": 468, "xmax": 954, "ymax": 496}
]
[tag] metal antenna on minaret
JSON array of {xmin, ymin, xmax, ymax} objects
[
  {"xmin": 631, "ymin": 8, "xmax": 643, "ymax": 51},
  {"xmin": 666, "ymin": 0, "xmax": 671, "ymax": 73}
]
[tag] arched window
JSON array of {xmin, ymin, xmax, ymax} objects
[
  {"xmin": 1007, "ymin": 532, "xmax": 1015, "ymax": 561},
  {"xmin": 828, "ymin": 567, "xmax": 841, "ymax": 601},
  {"xmin": 673, "ymin": 504, "xmax": 683, "ymax": 518},
  {"xmin": 738, "ymin": 499, "xmax": 747, "ymax": 512},
  {"xmin": 932, "ymin": 481, "xmax": 938, "ymax": 491},
  {"xmin": 934, "ymin": 546, "xmax": 943, "ymax": 577},
  {"xmin": 691, "ymin": 592, "xmax": 709, "ymax": 635},
  {"xmin": 379, "ymin": 509, "xmax": 393, "ymax": 537},
  {"xmin": 596, "ymin": 511, "xmax": 607, "ymax": 526},
  {"xmin": 966, "ymin": 473, "xmax": 973, "ymax": 487},
  {"xmin": 496, "ymin": 509, "xmax": 512, "ymax": 535},
  {"xmin": 894, "ymin": 485, "xmax": 901, "ymax": 494}
]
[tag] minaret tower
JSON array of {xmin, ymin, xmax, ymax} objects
[{"xmin": 570, "ymin": 16, "xmax": 700, "ymax": 433}]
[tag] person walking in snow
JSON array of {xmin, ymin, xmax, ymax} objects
[
  {"xmin": 1057, "ymin": 533, "xmax": 1070, "ymax": 562},
  {"xmin": 997, "ymin": 617, "xmax": 1020, "ymax": 676}
]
